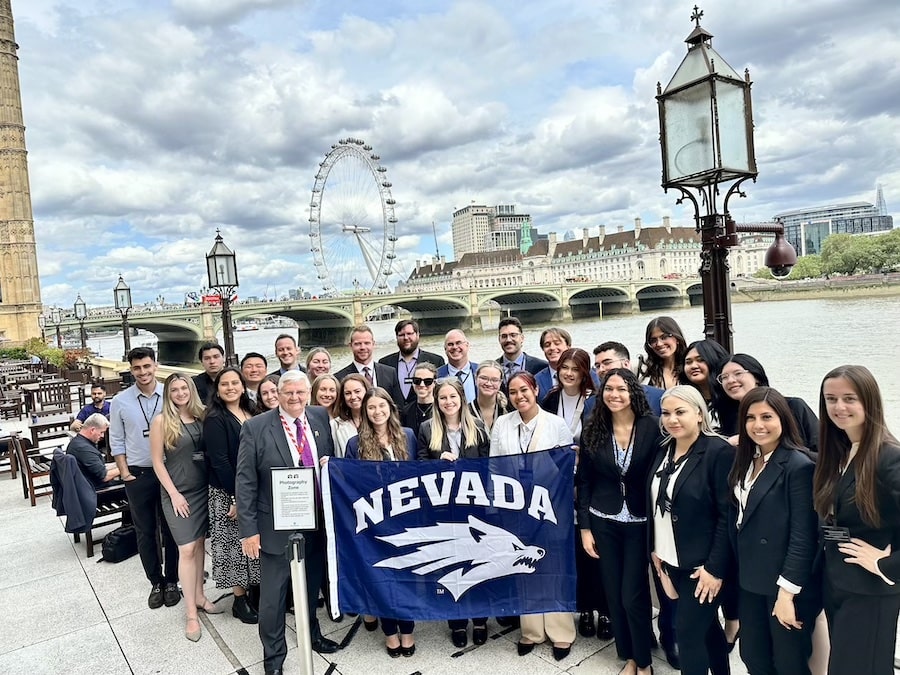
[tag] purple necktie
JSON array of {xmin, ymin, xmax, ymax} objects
[
  {"xmin": 362, "ymin": 366, "xmax": 373, "ymax": 386},
  {"xmin": 295, "ymin": 417, "xmax": 315, "ymax": 468}
]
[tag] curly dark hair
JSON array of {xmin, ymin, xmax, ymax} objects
[{"xmin": 582, "ymin": 368, "xmax": 651, "ymax": 458}]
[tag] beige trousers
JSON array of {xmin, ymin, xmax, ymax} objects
[{"xmin": 520, "ymin": 612, "xmax": 576, "ymax": 644}]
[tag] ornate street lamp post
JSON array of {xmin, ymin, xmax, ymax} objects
[
  {"xmin": 113, "ymin": 275, "xmax": 133, "ymax": 360},
  {"xmin": 657, "ymin": 6, "xmax": 796, "ymax": 352},
  {"xmin": 38, "ymin": 314, "xmax": 46, "ymax": 343},
  {"xmin": 74, "ymin": 294, "xmax": 88, "ymax": 350},
  {"xmin": 206, "ymin": 230, "xmax": 239, "ymax": 366},
  {"xmin": 50, "ymin": 307, "xmax": 62, "ymax": 349}
]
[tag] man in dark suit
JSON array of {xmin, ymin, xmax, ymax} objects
[
  {"xmin": 437, "ymin": 329, "xmax": 478, "ymax": 402},
  {"xmin": 495, "ymin": 317, "xmax": 547, "ymax": 384},
  {"xmin": 333, "ymin": 324, "xmax": 404, "ymax": 406},
  {"xmin": 378, "ymin": 319, "xmax": 444, "ymax": 403},
  {"xmin": 236, "ymin": 371, "xmax": 339, "ymax": 675},
  {"xmin": 269, "ymin": 334, "xmax": 307, "ymax": 377}
]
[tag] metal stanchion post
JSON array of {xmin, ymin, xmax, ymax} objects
[{"xmin": 287, "ymin": 533, "xmax": 314, "ymax": 675}]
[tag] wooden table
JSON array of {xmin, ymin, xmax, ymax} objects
[{"xmin": 28, "ymin": 412, "xmax": 73, "ymax": 448}]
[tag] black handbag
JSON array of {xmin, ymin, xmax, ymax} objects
[{"xmin": 100, "ymin": 525, "xmax": 138, "ymax": 563}]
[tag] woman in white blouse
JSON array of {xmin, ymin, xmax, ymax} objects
[{"xmin": 490, "ymin": 371, "xmax": 576, "ymax": 661}]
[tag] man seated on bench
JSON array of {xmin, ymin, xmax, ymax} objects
[{"xmin": 66, "ymin": 413, "xmax": 120, "ymax": 488}]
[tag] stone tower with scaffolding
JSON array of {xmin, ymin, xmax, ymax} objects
[{"xmin": 0, "ymin": 0, "xmax": 41, "ymax": 344}]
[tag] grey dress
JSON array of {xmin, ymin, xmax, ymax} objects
[{"xmin": 160, "ymin": 420, "xmax": 209, "ymax": 545}]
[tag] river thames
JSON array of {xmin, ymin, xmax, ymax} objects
[{"xmin": 90, "ymin": 295, "xmax": 900, "ymax": 431}]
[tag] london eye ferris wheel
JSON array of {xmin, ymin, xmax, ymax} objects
[{"xmin": 308, "ymin": 138, "xmax": 398, "ymax": 295}]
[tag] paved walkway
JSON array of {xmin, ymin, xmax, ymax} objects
[{"xmin": 1, "ymin": 413, "xmax": 751, "ymax": 675}]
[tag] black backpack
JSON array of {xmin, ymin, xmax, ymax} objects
[{"xmin": 100, "ymin": 525, "xmax": 138, "ymax": 563}]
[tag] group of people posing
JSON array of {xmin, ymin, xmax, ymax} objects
[{"xmin": 101, "ymin": 316, "xmax": 898, "ymax": 675}]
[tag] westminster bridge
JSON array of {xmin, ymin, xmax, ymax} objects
[{"xmin": 58, "ymin": 279, "xmax": 702, "ymax": 364}]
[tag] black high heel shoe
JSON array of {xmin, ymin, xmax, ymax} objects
[
  {"xmin": 516, "ymin": 641, "xmax": 535, "ymax": 656},
  {"xmin": 363, "ymin": 616, "xmax": 379, "ymax": 632},
  {"xmin": 400, "ymin": 634, "xmax": 416, "ymax": 657},
  {"xmin": 726, "ymin": 628, "xmax": 740, "ymax": 653},
  {"xmin": 552, "ymin": 644, "xmax": 571, "ymax": 661}
]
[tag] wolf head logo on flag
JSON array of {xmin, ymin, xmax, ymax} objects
[
  {"xmin": 322, "ymin": 449, "xmax": 577, "ymax": 620},
  {"xmin": 373, "ymin": 515, "xmax": 545, "ymax": 600}
]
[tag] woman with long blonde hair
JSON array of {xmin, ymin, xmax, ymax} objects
[{"xmin": 150, "ymin": 373, "xmax": 212, "ymax": 642}]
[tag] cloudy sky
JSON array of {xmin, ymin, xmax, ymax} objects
[{"xmin": 14, "ymin": 0, "xmax": 899, "ymax": 308}]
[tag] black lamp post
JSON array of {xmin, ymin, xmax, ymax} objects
[
  {"xmin": 50, "ymin": 307, "xmax": 62, "ymax": 349},
  {"xmin": 206, "ymin": 230, "xmax": 239, "ymax": 366},
  {"xmin": 657, "ymin": 6, "xmax": 796, "ymax": 352},
  {"xmin": 74, "ymin": 294, "xmax": 88, "ymax": 350},
  {"xmin": 38, "ymin": 314, "xmax": 46, "ymax": 343},
  {"xmin": 113, "ymin": 275, "xmax": 133, "ymax": 359}
]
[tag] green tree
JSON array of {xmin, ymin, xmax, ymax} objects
[
  {"xmin": 820, "ymin": 233, "xmax": 858, "ymax": 275},
  {"xmin": 876, "ymin": 228, "xmax": 900, "ymax": 271}
]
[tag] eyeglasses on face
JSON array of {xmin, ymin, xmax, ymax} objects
[
  {"xmin": 410, "ymin": 377, "xmax": 435, "ymax": 386},
  {"xmin": 477, "ymin": 376, "xmax": 501, "ymax": 384},
  {"xmin": 648, "ymin": 333, "xmax": 674, "ymax": 346},
  {"xmin": 716, "ymin": 370, "xmax": 750, "ymax": 384},
  {"xmin": 499, "ymin": 332, "xmax": 522, "ymax": 340}
]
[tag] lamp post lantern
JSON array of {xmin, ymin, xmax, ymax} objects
[
  {"xmin": 206, "ymin": 230, "xmax": 239, "ymax": 366},
  {"xmin": 74, "ymin": 294, "xmax": 88, "ymax": 350},
  {"xmin": 50, "ymin": 307, "xmax": 62, "ymax": 349},
  {"xmin": 113, "ymin": 275, "xmax": 133, "ymax": 360},
  {"xmin": 657, "ymin": 5, "xmax": 795, "ymax": 352}
]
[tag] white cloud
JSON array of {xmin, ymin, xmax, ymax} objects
[{"xmin": 10, "ymin": 0, "xmax": 900, "ymax": 307}]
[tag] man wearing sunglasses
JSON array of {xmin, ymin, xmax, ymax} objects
[{"xmin": 378, "ymin": 319, "xmax": 445, "ymax": 403}]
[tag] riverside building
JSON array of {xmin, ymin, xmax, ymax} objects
[{"xmin": 402, "ymin": 218, "xmax": 772, "ymax": 292}]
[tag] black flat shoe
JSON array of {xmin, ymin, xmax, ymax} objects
[
  {"xmin": 363, "ymin": 617, "xmax": 379, "ymax": 632},
  {"xmin": 552, "ymin": 644, "xmax": 571, "ymax": 661},
  {"xmin": 517, "ymin": 641, "xmax": 535, "ymax": 656},
  {"xmin": 232, "ymin": 594, "xmax": 259, "ymax": 624},
  {"xmin": 386, "ymin": 644, "xmax": 402, "ymax": 658},
  {"xmin": 597, "ymin": 614, "xmax": 614, "ymax": 640},
  {"xmin": 472, "ymin": 624, "xmax": 488, "ymax": 645},
  {"xmin": 401, "ymin": 644, "xmax": 416, "ymax": 657},
  {"xmin": 451, "ymin": 629, "xmax": 468, "ymax": 648},
  {"xmin": 662, "ymin": 641, "xmax": 681, "ymax": 670},
  {"xmin": 578, "ymin": 611, "xmax": 596, "ymax": 637}
]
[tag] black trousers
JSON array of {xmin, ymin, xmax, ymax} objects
[
  {"xmin": 592, "ymin": 517, "xmax": 653, "ymax": 667},
  {"xmin": 382, "ymin": 618, "xmax": 415, "ymax": 635},
  {"xmin": 259, "ymin": 531, "xmax": 326, "ymax": 671},
  {"xmin": 825, "ymin": 577, "xmax": 900, "ymax": 675},
  {"xmin": 652, "ymin": 568, "xmax": 677, "ymax": 647},
  {"xmin": 667, "ymin": 565, "xmax": 730, "ymax": 675},
  {"xmin": 738, "ymin": 588, "xmax": 818, "ymax": 675},
  {"xmin": 124, "ymin": 466, "xmax": 177, "ymax": 585},
  {"xmin": 576, "ymin": 523, "xmax": 610, "ymax": 614}
]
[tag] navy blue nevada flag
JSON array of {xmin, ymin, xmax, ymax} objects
[{"xmin": 321, "ymin": 448, "xmax": 576, "ymax": 620}]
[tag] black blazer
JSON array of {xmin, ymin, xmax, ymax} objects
[
  {"xmin": 235, "ymin": 406, "xmax": 334, "ymax": 555},
  {"xmin": 203, "ymin": 409, "xmax": 242, "ymax": 494},
  {"xmin": 648, "ymin": 434, "xmax": 734, "ymax": 578},
  {"xmin": 729, "ymin": 444, "xmax": 819, "ymax": 597},
  {"xmin": 333, "ymin": 362, "xmax": 404, "ymax": 408},
  {"xmin": 720, "ymin": 396, "xmax": 818, "ymax": 455},
  {"xmin": 576, "ymin": 415, "xmax": 661, "ymax": 527},
  {"xmin": 416, "ymin": 419, "xmax": 489, "ymax": 460},
  {"xmin": 825, "ymin": 441, "xmax": 900, "ymax": 595}
]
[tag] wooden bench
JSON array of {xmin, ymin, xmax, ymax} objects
[{"xmin": 73, "ymin": 484, "xmax": 130, "ymax": 558}]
